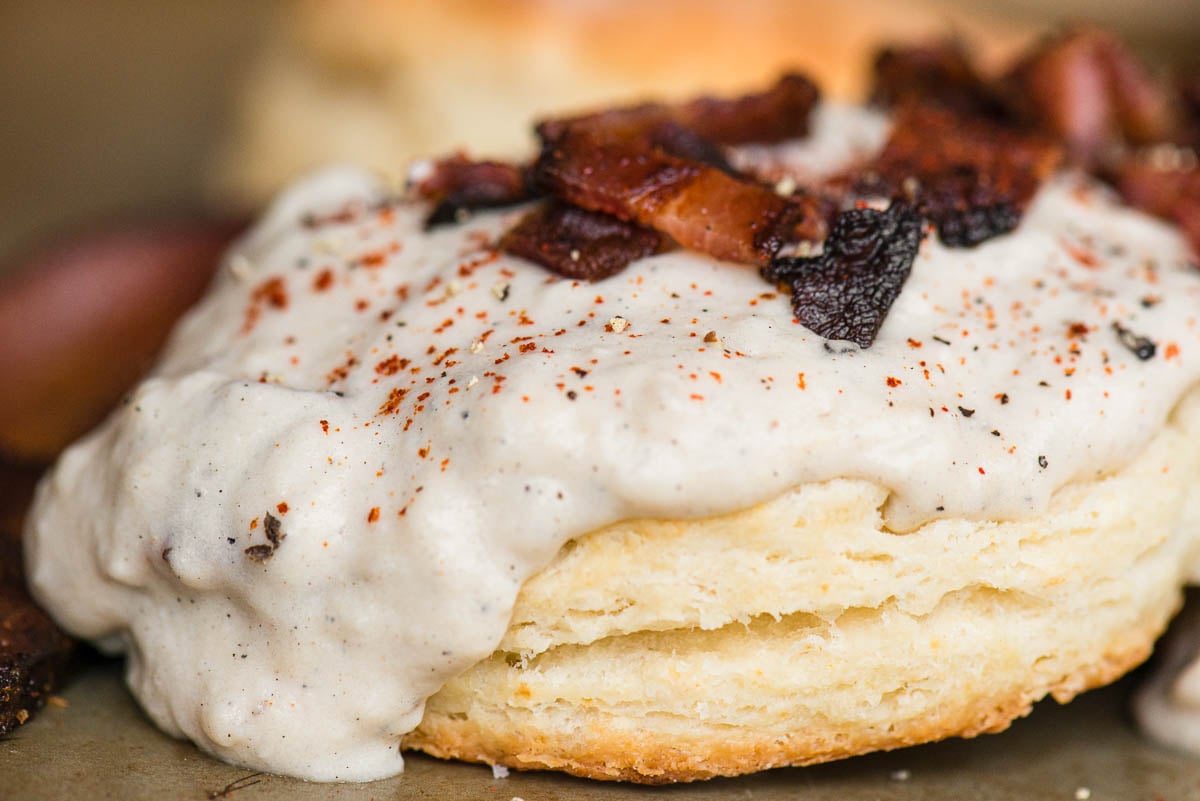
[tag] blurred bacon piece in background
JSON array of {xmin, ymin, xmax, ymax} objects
[{"xmin": 0, "ymin": 222, "xmax": 242, "ymax": 462}]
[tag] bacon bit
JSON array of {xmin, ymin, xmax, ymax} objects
[
  {"xmin": 768, "ymin": 202, "xmax": 923, "ymax": 347},
  {"xmin": 501, "ymin": 202, "xmax": 668, "ymax": 281},
  {"xmin": 535, "ymin": 131, "xmax": 827, "ymax": 266},
  {"xmin": 313, "ymin": 269, "xmax": 335, "ymax": 292},
  {"xmin": 414, "ymin": 154, "xmax": 533, "ymax": 228},
  {"xmin": 367, "ymin": 507, "xmax": 380, "ymax": 523}
]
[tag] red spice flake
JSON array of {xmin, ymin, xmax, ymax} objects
[
  {"xmin": 797, "ymin": 372, "xmax": 807, "ymax": 390},
  {"xmin": 690, "ymin": 393, "xmax": 705, "ymax": 401},
  {"xmin": 1065, "ymin": 321, "xmax": 1090, "ymax": 339},
  {"xmin": 325, "ymin": 353, "xmax": 360, "ymax": 384},
  {"xmin": 367, "ymin": 507, "xmax": 381, "ymax": 523},
  {"xmin": 359, "ymin": 251, "xmax": 388, "ymax": 268},
  {"xmin": 379, "ymin": 387, "xmax": 409, "ymax": 415},
  {"xmin": 276, "ymin": 502, "xmax": 289, "ymax": 515},
  {"xmin": 355, "ymin": 299, "xmax": 370, "ymax": 311},
  {"xmin": 432, "ymin": 347, "xmax": 458, "ymax": 366},
  {"xmin": 440, "ymin": 458, "xmax": 451, "ymax": 472},
  {"xmin": 886, "ymin": 376, "xmax": 902, "ymax": 387},
  {"xmin": 241, "ymin": 276, "xmax": 290, "ymax": 333},
  {"xmin": 1060, "ymin": 239, "xmax": 1101, "ymax": 268},
  {"xmin": 418, "ymin": 446, "xmax": 431, "ymax": 459},
  {"xmin": 1065, "ymin": 389, "xmax": 1073, "ymax": 400},
  {"xmin": 376, "ymin": 355, "xmax": 410, "ymax": 376},
  {"xmin": 978, "ymin": 466, "xmax": 986, "ymax": 475},
  {"xmin": 319, "ymin": 419, "xmax": 330, "ymax": 434},
  {"xmin": 313, "ymin": 269, "xmax": 335, "ymax": 292},
  {"xmin": 709, "ymin": 371, "xmax": 723, "ymax": 383},
  {"xmin": 519, "ymin": 342, "xmax": 537, "ymax": 353},
  {"xmin": 517, "ymin": 311, "xmax": 535, "ymax": 326},
  {"xmin": 249, "ymin": 517, "xmax": 259, "ymax": 530},
  {"xmin": 907, "ymin": 338, "xmax": 923, "ymax": 348},
  {"xmin": 301, "ymin": 201, "xmax": 363, "ymax": 228},
  {"xmin": 396, "ymin": 284, "xmax": 411, "ymax": 301},
  {"xmin": 1165, "ymin": 342, "xmax": 1181, "ymax": 360}
]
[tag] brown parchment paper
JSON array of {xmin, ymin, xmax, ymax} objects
[{"xmin": 3, "ymin": 653, "xmax": 1198, "ymax": 801}]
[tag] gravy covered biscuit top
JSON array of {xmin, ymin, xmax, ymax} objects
[{"xmin": 23, "ymin": 102, "xmax": 1200, "ymax": 780}]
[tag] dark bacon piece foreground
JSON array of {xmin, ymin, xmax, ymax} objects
[
  {"xmin": 0, "ymin": 462, "xmax": 73, "ymax": 737},
  {"xmin": 854, "ymin": 105, "xmax": 1062, "ymax": 248},
  {"xmin": 765, "ymin": 202, "xmax": 924, "ymax": 348},
  {"xmin": 412, "ymin": 154, "xmax": 533, "ymax": 228},
  {"xmin": 534, "ymin": 131, "xmax": 828, "ymax": 266},
  {"xmin": 500, "ymin": 202, "xmax": 668, "ymax": 281}
]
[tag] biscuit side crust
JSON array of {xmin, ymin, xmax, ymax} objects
[{"xmin": 402, "ymin": 386, "xmax": 1200, "ymax": 782}]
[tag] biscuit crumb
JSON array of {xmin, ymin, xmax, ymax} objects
[
  {"xmin": 491, "ymin": 764, "xmax": 510, "ymax": 779},
  {"xmin": 890, "ymin": 768, "xmax": 911, "ymax": 781},
  {"xmin": 1074, "ymin": 788, "xmax": 1091, "ymax": 800},
  {"xmin": 606, "ymin": 316, "xmax": 630, "ymax": 333}
]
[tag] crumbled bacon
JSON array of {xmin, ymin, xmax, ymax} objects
[
  {"xmin": 871, "ymin": 40, "xmax": 1004, "ymax": 118},
  {"xmin": 412, "ymin": 154, "xmax": 533, "ymax": 227},
  {"xmin": 846, "ymin": 105, "xmax": 1062, "ymax": 247},
  {"xmin": 1005, "ymin": 27, "xmax": 1179, "ymax": 164},
  {"xmin": 536, "ymin": 73, "xmax": 819, "ymax": 149},
  {"xmin": 765, "ymin": 202, "xmax": 924, "ymax": 348},
  {"xmin": 500, "ymin": 202, "xmax": 667, "ymax": 281},
  {"xmin": 1113, "ymin": 153, "xmax": 1200, "ymax": 255},
  {"xmin": 534, "ymin": 131, "xmax": 827, "ymax": 266}
]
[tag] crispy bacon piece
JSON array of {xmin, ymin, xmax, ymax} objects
[
  {"xmin": 765, "ymin": 202, "xmax": 924, "ymax": 348},
  {"xmin": 871, "ymin": 40, "xmax": 1004, "ymax": 118},
  {"xmin": 534, "ymin": 131, "xmax": 828, "ymax": 266},
  {"xmin": 500, "ymin": 202, "xmax": 668, "ymax": 281},
  {"xmin": 1113, "ymin": 153, "xmax": 1200, "ymax": 255},
  {"xmin": 412, "ymin": 154, "xmax": 533, "ymax": 227},
  {"xmin": 847, "ymin": 105, "xmax": 1062, "ymax": 247},
  {"xmin": 1006, "ymin": 27, "xmax": 1179, "ymax": 164},
  {"xmin": 536, "ymin": 73, "xmax": 819, "ymax": 149}
]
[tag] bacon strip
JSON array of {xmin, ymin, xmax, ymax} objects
[
  {"xmin": 871, "ymin": 40, "xmax": 1004, "ymax": 118},
  {"xmin": 500, "ymin": 202, "xmax": 669, "ymax": 282},
  {"xmin": 1006, "ymin": 27, "xmax": 1179, "ymax": 164},
  {"xmin": 412, "ymin": 154, "xmax": 533, "ymax": 227},
  {"xmin": 534, "ymin": 131, "xmax": 828, "ymax": 266},
  {"xmin": 536, "ymin": 73, "xmax": 819, "ymax": 149}
]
